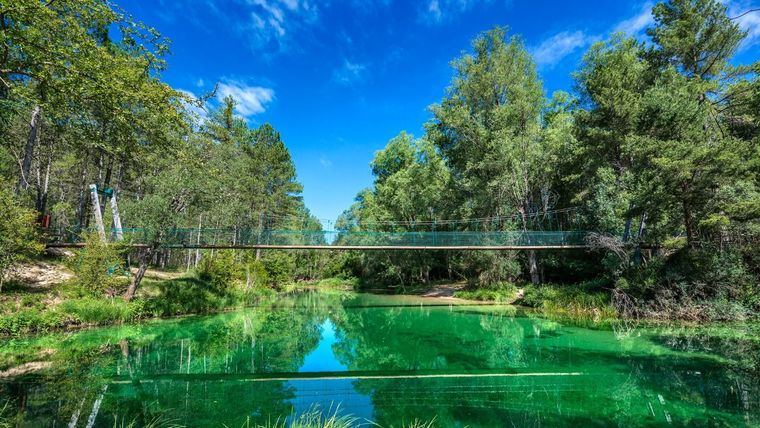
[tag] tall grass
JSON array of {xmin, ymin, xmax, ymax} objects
[
  {"xmin": 520, "ymin": 283, "xmax": 617, "ymax": 322},
  {"xmin": 231, "ymin": 405, "xmax": 438, "ymax": 428},
  {"xmin": 234, "ymin": 405, "xmax": 358, "ymax": 428}
]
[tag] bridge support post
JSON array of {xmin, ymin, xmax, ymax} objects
[
  {"xmin": 110, "ymin": 191, "xmax": 124, "ymax": 241},
  {"xmin": 89, "ymin": 184, "xmax": 106, "ymax": 242}
]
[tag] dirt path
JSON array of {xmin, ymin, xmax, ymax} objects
[
  {"xmin": 421, "ymin": 283, "xmax": 466, "ymax": 298},
  {"xmin": 7, "ymin": 261, "xmax": 74, "ymax": 289}
]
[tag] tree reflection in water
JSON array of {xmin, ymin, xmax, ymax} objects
[{"xmin": 0, "ymin": 291, "xmax": 758, "ymax": 427}]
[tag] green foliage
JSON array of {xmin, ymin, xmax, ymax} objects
[
  {"xmin": 455, "ymin": 282, "xmax": 518, "ymax": 302},
  {"xmin": 1, "ymin": 0, "xmax": 757, "ymax": 322},
  {"xmin": 143, "ymin": 276, "xmax": 240, "ymax": 316},
  {"xmin": 0, "ymin": 184, "xmax": 42, "ymax": 291},
  {"xmin": 196, "ymin": 251, "xmax": 238, "ymax": 293},
  {"xmin": 520, "ymin": 283, "xmax": 617, "ymax": 322},
  {"xmin": 0, "ymin": 307, "xmax": 65, "ymax": 336},
  {"xmin": 59, "ymin": 297, "xmax": 141, "ymax": 325},
  {"xmin": 68, "ymin": 233, "xmax": 127, "ymax": 296}
]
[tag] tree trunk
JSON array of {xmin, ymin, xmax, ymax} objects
[
  {"xmin": 194, "ymin": 215, "xmax": 202, "ymax": 267},
  {"xmin": 622, "ymin": 202, "xmax": 635, "ymax": 242},
  {"xmin": 75, "ymin": 153, "xmax": 90, "ymax": 229},
  {"xmin": 528, "ymin": 250, "xmax": 540, "ymax": 285},
  {"xmin": 518, "ymin": 204, "xmax": 540, "ymax": 285},
  {"xmin": 124, "ymin": 248, "xmax": 152, "ymax": 301},
  {"xmin": 18, "ymin": 105, "xmax": 42, "ymax": 192},
  {"xmin": 681, "ymin": 184, "xmax": 697, "ymax": 248},
  {"xmin": 255, "ymin": 213, "xmax": 264, "ymax": 261},
  {"xmin": 36, "ymin": 149, "xmax": 52, "ymax": 213}
]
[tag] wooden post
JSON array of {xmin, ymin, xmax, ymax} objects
[
  {"xmin": 110, "ymin": 190, "xmax": 124, "ymax": 241},
  {"xmin": 89, "ymin": 184, "xmax": 106, "ymax": 242}
]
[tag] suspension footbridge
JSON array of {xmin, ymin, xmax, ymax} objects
[
  {"xmin": 44, "ymin": 191, "xmax": 597, "ymax": 250},
  {"xmin": 45, "ymin": 228, "xmax": 594, "ymax": 251}
]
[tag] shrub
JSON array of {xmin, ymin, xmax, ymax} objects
[
  {"xmin": 196, "ymin": 251, "xmax": 238, "ymax": 293},
  {"xmin": 243, "ymin": 259, "xmax": 270, "ymax": 289},
  {"xmin": 0, "ymin": 184, "xmax": 43, "ymax": 293},
  {"xmin": 68, "ymin": 233, "xmax": 127, "ymax": 296},
  {"xmin": 520, "ymin": 283, "xmax": 617, "ymax": 321},
  {"xmin": 143, "ymin": 276, "xmax": 243, "ymax": 316},
  {"xmin": 455, "ymin": 282, "xmax": 518, "ymax": 302},
  {"xmin": 262, "ymin": 251, "xmax": 296, "ymax": 287},
  {"xmin": 0, "ymin": 307, "xmax": 65, "ymax": 336}
]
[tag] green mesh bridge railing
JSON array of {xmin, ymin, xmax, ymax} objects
[{"xmin": 46, "ymin": 228, "xmax": 593, "ymax": 250}]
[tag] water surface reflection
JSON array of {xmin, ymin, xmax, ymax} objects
[{"xmin": 1, "ymin": 291, "xmax": 758, "ymax": 427}]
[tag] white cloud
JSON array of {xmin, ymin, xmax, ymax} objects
[
  {"xmin": 613, "ymin": 2, "xmax": 655, "ymax": 35},
  {"xmin": 178, "ymin": 89, "xmax": 208, "ymax": 123},
  {"xmin": 239, "ymin": 0, "xmax": 318, "ymax": 52},
  {"xmin": 421, "ymin": 0, "xmax": 490, "ymax": 24},
  {"xmin": 196, "ymin": 78, "xmax": 205, "ymax": 87},
  {"xmin": 532, "ymin": 31, "xmax": 596, "ymax": 67},
  {"xmin": 531, "ymin": 2, "xmax": 652, "ymax": 68},
  {"xmin": 216, "ymin": 80, "xmax": 275, "ymax": 117},
  {"xmin": 332, "ymin": 60, "xmax": 368, "ymax": 85},
  {"xmin": 427, "ymin": 0, "xmax": 442, "ymax": 22},
  {"xmin": 319, "ymin": 156, "xmax": 333, "ymax": 168},
  {"xmin": 725, "ymin": 1, "xmax": 760, "ymax": 49}
]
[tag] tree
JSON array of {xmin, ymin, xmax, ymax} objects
[
  {"xmin": 646, "ymin": 0, "xmax": 745, "ymax": 79},
  {"xmin": 0, "ymin": 183, "xmax": 42, "ymax": 291},
  {"xmin": 427, "ymin": 27, "xmax": 565, "ymax": 283}
]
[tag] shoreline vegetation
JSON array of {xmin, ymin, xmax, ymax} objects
[
  {"xmin": 0, "ymin": 253, "xmax": 755, "ymax": 340},
  {"xmin": 1, "ymin": 0, "xmax": 758, "ymax": 347}
]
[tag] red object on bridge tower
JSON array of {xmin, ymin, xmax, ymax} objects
[{"xmin": 38, "ymin": 214, "xmax": 51, "ymax": 229}]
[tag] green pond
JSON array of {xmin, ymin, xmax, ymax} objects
[{"xmin": 1, "ymin": 291, "xmax": 758, "ymax": 427}]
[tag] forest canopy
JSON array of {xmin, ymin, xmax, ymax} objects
[{"xmin": 1, "ymin": 0, "xmax": 758, "ymax": 319}]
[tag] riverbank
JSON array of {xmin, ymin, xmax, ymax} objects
[
  {"xmin": 1, "ymin": 290, "xmax": 758, "ymax": 427},
  {"xmin": 0, "ymin": 260, "xmax": 279, "ymax": 337},
  {"xmin": 1, "ymin": 258, "xmax": 756, "ymax": 338}
]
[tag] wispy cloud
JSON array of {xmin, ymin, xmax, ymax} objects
[
  {"xmin": 177, "ymin": 89, "xmax": 208, "ymax": 123},
  {"xmin": 426, "ymin": 0, "xmax": 443, "ymax": 22},
  {"xmin": 319, "ymin": 156, "xmax": 333, "ymax": 168},
  {"xmin": 531, "ymin": 2, "xmax": 653, "ymax": 68},
  {"xmin": 216, "ymin": 80, "xmax": 275, "ymax": 117},
  {"xmin": 532, "ymin": 31, "xmax": 597, "ymax": 68},
  {"xmin": 237, "ymin": 0, "xmax": 318, "ymax": 53},
  {"xmin": 332, "ymin": 60, "xmax": 368, "ymax": 85},
  {"xmin": 421, "ymin": 0, "xmax": 492, "ymax": 24},
  {"xmin": 725, "ymin": 0, "xmax": 760, "ymax": 49},
  {"xmin": 613, "ymin": 2, "xmax": 655, "ymax": 35}
]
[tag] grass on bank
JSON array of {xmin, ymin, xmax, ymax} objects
[
  {"xmin": 454, "ymin": 282, "xmax": 519, "ymax": 303},
  {"xmin": 0, "ymin": 273, "xmax": 277, "ymax": 337},
  {"xmin": 454, "ymin": 280, "xmax": 618, "ymax": 322}
]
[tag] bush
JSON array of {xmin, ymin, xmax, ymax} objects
[
  {"xmin": 196, "ymin": 251, "xmax": 238, "ymax": 293},
  {"xmin": 520, "ymin": 283, "xmax": 617, "ymax": 321},
  {"xmin": 262, "ymin": 251, "xmax": 296, "ymax": 287},
  {"xmin": 455, "ymin": 282, "xmax": 518, "ymax": 302},
  {"xmin": 140, "ymin": 274, "xmax": 272, "ymax": 317},
  {"xmin": 0, "ymin": 184, "xmax": 43, "ymax": 292},
  {"xmin": 68, "ymin": 233, "xmax": 127, "ymax": 296},
  {"xmin": 0, "ymin": 307, "xmax": 65, "ymax": 336},
  {"xmin": 243, "ymin": 259, "xmax": 270, "ymax": 289}
]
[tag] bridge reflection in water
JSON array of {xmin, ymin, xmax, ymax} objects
[{"xmin": 1, "ymin": 292, "xmax": 757, "ymax": 427}]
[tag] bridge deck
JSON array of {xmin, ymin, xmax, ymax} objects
[{"xmin": 45, "ymin": 243, "xmax": 590, "ymax": 250}]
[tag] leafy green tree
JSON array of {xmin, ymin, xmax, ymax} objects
[
  {"xmin": 0, "ymin": 184, "xmax": 42, "ymax": 291},
  {"xmin": 428, "ymin": 27, "xmax": 570, "ymax": 283}
]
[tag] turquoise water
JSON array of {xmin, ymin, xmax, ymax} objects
[{"xmin": 0, "ymin": 291, "xmax": 758, "ymax": 427}]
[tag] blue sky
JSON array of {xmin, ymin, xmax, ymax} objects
[{"xmin": 121, "ymin": 0, "xmax": 759, "ymax": 225}]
